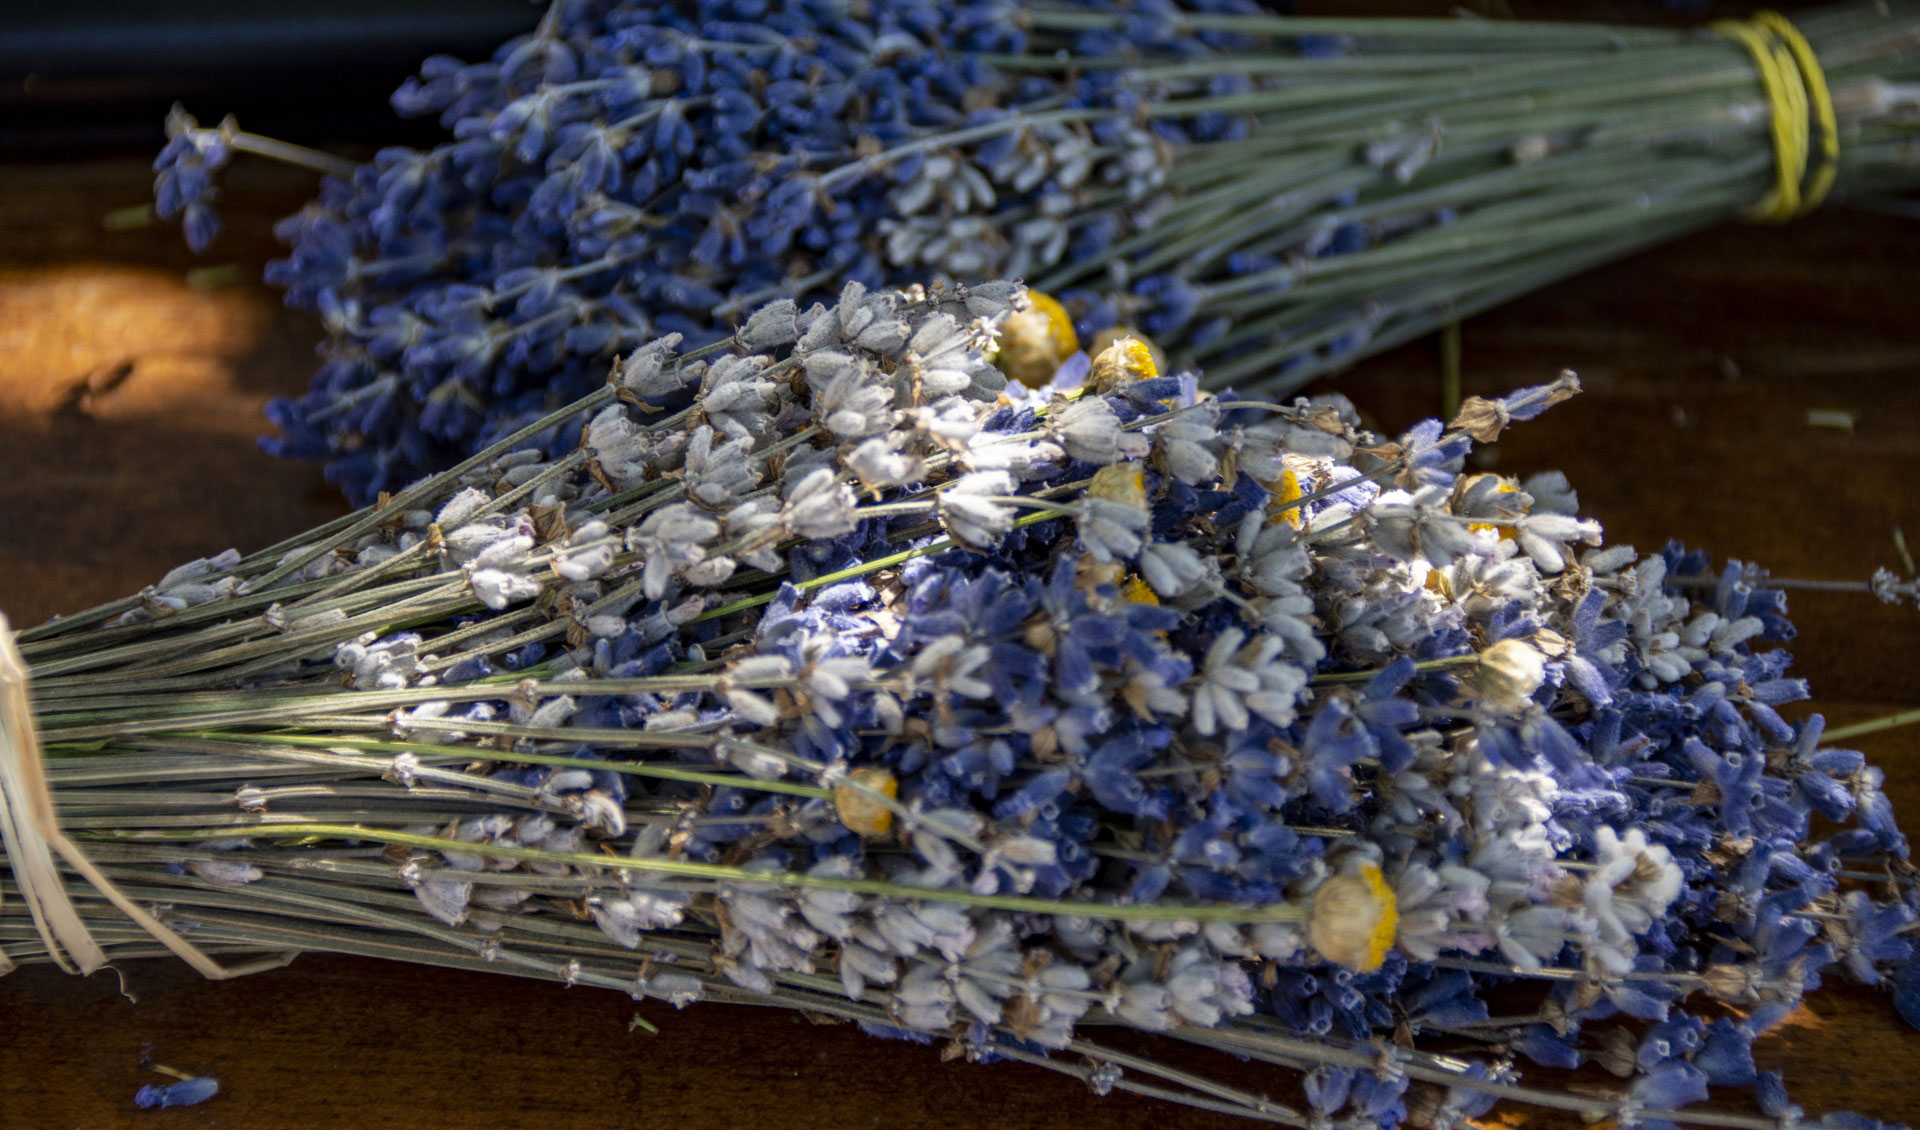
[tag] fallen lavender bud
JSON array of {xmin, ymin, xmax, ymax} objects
[{"xmin": 133, "ymin": 1077, "xmax": 219, "ymax": 1110}]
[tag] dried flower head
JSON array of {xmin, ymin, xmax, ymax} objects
[
  {"xmin": 834, "ymin": 767, "xmax": 900, "ymax": 838},
  {"xmin": 1477, "ymin": 638, "xmax": 1548, "ymax": 710},
  {"xmin": 996, "ymin": 290, "xmax": 1080, "ymax": 390},
  {"xmin": 1307, "ymin": 858, "xmax": 1399, "ymax": 972},
  {"xmin": 1085, "ymin": 334, "xmax": 1161, "ymax": 396}
]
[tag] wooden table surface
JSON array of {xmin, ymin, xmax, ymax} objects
[{"xmin": 3, "ymin": 52, "xmax": 1920, "ymax": 1130}]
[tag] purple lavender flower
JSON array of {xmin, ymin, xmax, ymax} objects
[
  {"xmin": 152, "ymin": 106, "xmax": 233, "ymax": 252},
  {"xmin": 133, "ymin": 1076, "xmax": 219, "ymax": 1110}
]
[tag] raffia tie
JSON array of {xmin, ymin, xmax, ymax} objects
[
  {"xmin": 1714, "ymin": 10, "xmax": 1840, "ymax": 223},
  {"xmin": 0, "ymin": 614, "xmax": 292, "ymax": 980}
]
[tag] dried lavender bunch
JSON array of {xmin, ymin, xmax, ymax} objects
[
  {"xmin": 5, "ymin": 282, "xmax": 1916, "ymax": 1129},
  {"xmin": 152, "ymin": 0, "xmax": 1920, "ymax": 504}
]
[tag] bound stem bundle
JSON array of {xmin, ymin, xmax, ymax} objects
[
  {"xmin": 4, "ymin": 282, "xmax": 1915, "ymax": 1128},
  {"xmin": 153, "ymin": 0, "xmax": 1920, "ymax": 503}
]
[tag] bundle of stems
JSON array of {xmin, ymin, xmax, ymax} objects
[
  {"xmin": 1017, "ymin": 2, "xmax": 1920, "ymax": 389},
  {"xmin": 4, "ymin": 282, "xmax": 1916, "ymax": 1127},
  {"xmin": 152, "ymin": 0, "xmax": 1920, "ymax": 504}
]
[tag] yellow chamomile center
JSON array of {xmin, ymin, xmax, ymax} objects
[
  {"xmin": 993, "ymin": 289, "xmax": 1081, "ymax": 389},
  {"xmin": 1306, "ymin": 860, "xmax": 1399, "ymax": 972},
  {"xmin": 1030, "ymin": 290, "xmax": 1078, "ymax": 357},
  {"xmin": 1087, "ymin": 333, "xmax": 1160, "ymax": 395},
  {"xmin": 833, "ymin": 766, "xmax": 899, "ymax": 837},
  {"xmin": 1265, "ymin": 468, "xmax": 1305, "ymax": 531}
]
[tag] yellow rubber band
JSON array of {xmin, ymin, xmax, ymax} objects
[
  {"xmin": 1712, "ymin": 11, "xmax": 1837, "ymax": 223},
  {"xmin": 1756, "ymin": 10, "xmax": 1839, "ymax": 210}
]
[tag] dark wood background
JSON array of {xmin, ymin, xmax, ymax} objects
[{"xmin": 2, "ymin": 5, "xmax": 1918, "ymax": 1126}]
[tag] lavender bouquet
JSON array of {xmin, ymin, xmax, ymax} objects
[
  {"xmin": 4, "ymin": 281, "xmax": 1915, "ymax": 1127},
  {"xmin": 152, "ymin": 0, "xmax": 1920, "ymax": 504}
]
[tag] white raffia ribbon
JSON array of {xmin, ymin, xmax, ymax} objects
[{"xmin": 0, "ymin": 613, "xmax": 294, "ymax": 980}]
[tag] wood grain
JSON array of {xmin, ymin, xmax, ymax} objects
[{"xmin": 2, "ymin": 132, "xmax": 1917, "ymax": 1130}]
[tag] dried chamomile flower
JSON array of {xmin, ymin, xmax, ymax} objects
[
  {"xmin": 1307, "ymin": 857, "xmax": 1399, "ymax": 972},
  {"xmin": 995, "ymin": 289, "xmax": 1079, "ymax": 389},
  {"xmin": 1476, "ymin": 638, "xmax": 1547, "ymax": 710},
  {"xmin": 1085, "ymin": 333, "xmax": 1161, "ymax": 396},
  {"xmin": 833, "ymin": 767, "xmax": 900, "ymax": 837}
]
